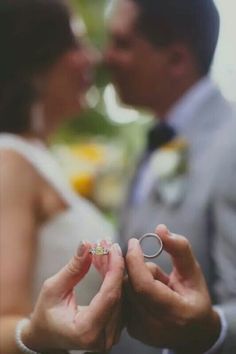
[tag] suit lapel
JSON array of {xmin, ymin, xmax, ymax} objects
[{"xmin": 120, "ymin": 89, "xmax": 234, "ymax": 242}]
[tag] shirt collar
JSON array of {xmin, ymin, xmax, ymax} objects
[{"xmin": 166, "ymin": 76, "xmax": 218, "ymax": 133}]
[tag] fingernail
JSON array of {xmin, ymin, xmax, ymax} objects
[
  {"xmin": 169, "ymin": 232, "xmax": 177, "ymax": 239},
  {"xmin": 162, "ymin": 226, "xmax": 172, "ymax": 237},
  {"xmin": 128, "ymin": 238, "xmax": 139, "ymax": 251},
  {"xmin": 113, "ymin": 243, "xmax": 122, "ymax": 256},
  {"xmin": 77, "ymin": 241, "xmax": 87, "ymax": 256}
]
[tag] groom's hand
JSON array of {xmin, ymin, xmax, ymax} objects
[{"xmin": 125, "ymin": 225, "xmax": 221, "ymax": 353}]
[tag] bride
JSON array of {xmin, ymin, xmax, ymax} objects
[{"xmin": 0, "ymin": 0, "xmax": 124, "ymax": 352}]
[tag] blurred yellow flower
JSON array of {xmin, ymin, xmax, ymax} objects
[
  {"xmin": 70, "ymin": 143, "xmax": 105, "ymax": 165},
  {"xmin": 52, "ymin": 139, "xmax": 127, "ymax": 210},
  {"xmin": 70, "ymin": 173, "xmax": 94, "ymax": 198}
]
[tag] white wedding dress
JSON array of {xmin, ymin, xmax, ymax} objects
[{"xmin": 0, "ymin": 133, "xmax": 116, "ymax": 353}]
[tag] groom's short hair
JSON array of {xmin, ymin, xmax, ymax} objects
[{"xmin": 131, "ymin": 0, "xmax": 219, "ymax": 75}]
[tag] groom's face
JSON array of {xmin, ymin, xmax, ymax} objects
[{"xmin": 105, "ymin": 0, "xmax": 171, "ymax": 110}]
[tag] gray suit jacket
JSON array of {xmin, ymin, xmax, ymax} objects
[{"xmin": 113, "ymin": 89, "xmax": 236, "ymax": 354}]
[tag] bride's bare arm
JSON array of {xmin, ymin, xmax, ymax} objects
[
  {"xmin": 0, "ymin": 150, "xmax": 125, "ymax": 353},
  {"xmin": 0, "ymin": 150, "xmax": 40, "ymax": 352}
]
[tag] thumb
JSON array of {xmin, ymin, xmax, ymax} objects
[{"xmin": 44, "ymin": 242, "xmax": 92, "ymax": 298}]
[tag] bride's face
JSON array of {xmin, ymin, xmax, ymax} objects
[{"xmin": 43, "ymin": 19, "xmax": 98, "ymax": 121}]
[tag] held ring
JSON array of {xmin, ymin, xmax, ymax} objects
[
  {"xmin": 139, "ymin": 233, "xmax": 163, "ymax": 259},
  {"xmin": 89, "ymin": 245, "xmax": 110, "ymax": 256}
]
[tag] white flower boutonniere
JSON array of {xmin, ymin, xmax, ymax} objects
[{"xmin": 149, "ymin": 137, "xmax": 189, "ymax": 206}]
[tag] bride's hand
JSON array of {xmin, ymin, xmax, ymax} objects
[
  {"xmin": 21, "ymin": 241, "xmax": 125, "ymax": 353},
  {"xmin": 92, "ymin": 240, "xmax": 125, "ymax": 350}
]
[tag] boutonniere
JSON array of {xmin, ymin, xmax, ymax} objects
[{"xmin": 149, "ymin": 137, "xmax": 189, "ymax": 205}]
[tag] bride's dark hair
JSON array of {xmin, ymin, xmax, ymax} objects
[{"xmin": 0, "ymin": 0, "xmax": 77, "ymax": 133}]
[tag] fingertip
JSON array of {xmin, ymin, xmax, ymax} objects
[
  {"xmin": 154, "ymin": 225, "xmax": 182, "ymax": 256},
  {"xmin": 111, "ymin": 243, "xmax": 123, "ymax": 256},
  {"xmin": 108, "ymin": 244, "xmax": 125, "ymax": 274},
  {"xmin": 77, "ymin": 240, "xmax": 90, "ymax": 257},
  {"xmin": 155, "ymin": 224, "xmax": 170, "ymax": 237},
  {"xmin": 128, "ymin": 238, "xmax": 139, "ymax": 251}
]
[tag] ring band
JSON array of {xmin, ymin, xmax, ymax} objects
[{"xmin": 139, "ymin": 233, "xmax": 163, "ymax": 259}]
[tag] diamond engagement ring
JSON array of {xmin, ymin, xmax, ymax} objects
[
  {"xmin": 139, "ymin": 233, "xmax": 163, "ymax": 259},
  {"xmin": 89, "ymin": 244, "xmax": 110, "ymax": 256}
]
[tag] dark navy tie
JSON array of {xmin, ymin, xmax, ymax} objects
[
  {"xmin": 146, "ymin": 122, "xmax": 176, "ymax": 153},
  {"xmin": 129, "ymin": 122, "xmax": 176, "ymax": 206}
]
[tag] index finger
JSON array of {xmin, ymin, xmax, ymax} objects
[
  {"xmin": 126, "ymin": 239, "xmax": 177, "ymax": 307},
  {"xmin": 155, "ymin": 224, "xmax": 201, "ymax": 280},
  {"xmin": 87, "ymin": 243, "xmax": 125, "ymax": 329}
]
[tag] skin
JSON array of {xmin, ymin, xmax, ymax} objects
[
  {"xmin": 0, "ymin": 17, "xmax": 124, "ymax": 353},
  {"xmin": 22, "ymin": 242, "xmax": 124, "ymax": 352},
  {"xmin": 31, "ymin": 34, "xmax": 96, "ymax": 140},
  {"xmin": 105, "ymin": 0, "xmax": 201, "ymax": 118},
  {"xmin": 125, "ymin": 225, "xmax": 221, "ymax": 353}
]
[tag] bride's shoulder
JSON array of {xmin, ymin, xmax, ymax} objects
[{"xmin": 0, "ymin": 149, "xmax": 39, "ymax": 195}]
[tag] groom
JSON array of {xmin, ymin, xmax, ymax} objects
[{"xmin": 105, "ymin": 0, "xmax": 236, "ymax": 353}]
